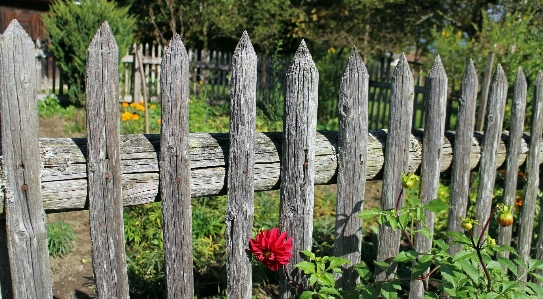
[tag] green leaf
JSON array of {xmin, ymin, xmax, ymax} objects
[
  {"xmin": 318, "ymin": 272, "xmax": 336, "ymax": 287},
  {"xmin": 514, "ymin": 258, "xmax": 528, "ymax": 270},
  {"xmin": 320, "ymin": 287, "xmax": 341, "ymax": 296},
  {"xmin": 374, "ymin": 261, "xmax": 390, "ymax": 270},
  {"xmin": 483, "ymin": 292, "xmax": 500, "ymax": 299},
  {"xmin": 440, "ymin": 264, "xmax": 459, "ymax": 287},
  {"xmin": 300, "ymin": 291, "xmax": 316, "ymax": 299},
  {"xmin": 358, "ymin": 208, "xmax": 382, "ymax": 219},
  {"xmin": 384, "ymin": 214, "xmax": 399, "ymax": 230},
  {"xmin": 309, "ymin": 274, "xmax": 319, "ymax": 286},
  {"xmin": 486, "ymin": 260, "xmax": 501, "ymax": 270},
  {"xmin": 301, "ymin": 250, "xmax": 316, "ymax": 261},
  {"xmin": 296, "ymin": 261, "xmax": 316, "ymax": 274},
  {"xmin": 424, "ymin": 199, "xmax": 450, "ymax": 213},
  {"xmin": 399, "ymin": 212, "xmax": 410, "ymax": 229},
  {"xmin": 424, "ymin": 291, "xmax": 439, "ymax": 298},
  {"xmin": 392, "ymin": 250, "xmax": 419, "ymax": 263},
  {"xmin": 498, "ymin": 257, "xmax": 518, "ymax": 276},
  {"xmin": 441, "ymin": 282, "xmax": 456, "ymax": 296},
  {"xmin": 415, "ymin": 229, "xmax": 433, "ymax": 241},
  {"xmin": 527, "ymin": 282, "xmax": 543, "ymax": 296},
  {"xmin": 359, "ymin": 287, "xmax": 379, "ymax": 299},
  {"xmin": 434, "ymin": 239, "xmax": 449, "ymax": 251},
  {"xmin": 412, "ymin": 256, "xmax": 433, "ymax": 279},
  {"xmin": 354, "ymin": 263, "xmax": 372, "ymax": 280},
  {"xmin": 458, "ymin": 259, "xmax": 480, "ymax": 283},
  {"xmin": 452, "ymin": 250, "xmax": 476, "ymax": 263},
  {"xmin": 323, "ymin": 257, "xmax": 350, "ymax": 272},
  {"xmin": 380, "ymin": 282, "xmax": 398, "ymax": 299}
]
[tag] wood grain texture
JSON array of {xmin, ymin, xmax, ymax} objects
[
  {"xmin": 0, "ymin": 129, "xmax": 537, "ymax": 215},
  {"xmin": 498, "ymin": 68, "xmax": 526, "ymax": 258},
  {"xmin": 0, "ymin": 19, "xmax": 52, "ymax": 299},
  {"xmin": 279, "ymin": 41, "xmax": 319, "ymax": 298},
  {"xmin": 85, "ymin": 22, "xmax": 129, "ymax": 298},
  {"xmin": 518, "ymin": 71, "xmax": 543, "ymax": 280},
  {"xmin": 375, "ymin": 54, "xmax": 414, "ymax": 282},
  {"xmin": 225, "ymin": 32, "xmax": 257, "ymax": 299},
  {"xmin": 410, "ymin": 56, "xmax": 447, "ymax": 298},
  {"xmin": 446, "ymin": 61, "xmax": 478, "ymax": 255},
  {"xmin": 334, "ymin": 47, "xmax": 368, "ymax": 290},
  {"xmin": 160, "ymin": 34, "xmax": 194, "ymax": 298},
  {"xmin": 473, "ymin": 65, "xmax": 508, "ymax": 237}
]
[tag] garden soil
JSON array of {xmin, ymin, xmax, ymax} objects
[{"xmin": 38, "ymin": 116, "xmax": 383, "ymax": 299}]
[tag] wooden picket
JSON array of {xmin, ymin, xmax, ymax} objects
[
  {"xmin": 409, "ymin": 56, "xmax": 448, "ymax": 297},
  {"xmin": 0, "ymin": 19, "xmax": 52, "ymax": 299},
  {"xmin": 445, "ymin": 60, "xmax": 478, "ymax": 255},
  {"xmin": 85, "ymin": 22, "xmax": 129, "ymax": 298},
  {"xmin": 279, "ymin": 40, "xmax": 319, "ymax": 298},
  {"xmin": 2, "ymin": 20, "xmax": 543, "ymax": 299},
  {"xmin": 334, "ymin": 47, "xmax": 368, "ymax": 290},
  {"xmin": 517, "ymin": 71, "xmax": 543, "ymax": 280},
  {"xmin": 226, "ymin": 31, "xmax": 257, "ymax": 299},
  {"xmin": 159, "ymin": 34, "xmax": 194, "ymax": 298},
  {"xmin": 497, "ymin": 68, "xmax": 527, "ymax": 257},
  {"xmin": 375, "ymin": 54, "xmax": 414, "ymax": 282}
]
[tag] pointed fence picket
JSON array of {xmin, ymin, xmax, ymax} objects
[
  {"xmin": 3, "ymin": 19, "xmax": 543, "ymax": 299},
  {"xmin": 334, "ymin": 47, "xmax": 369, "ymax": 290},
  {"xmin": 445, "ymin": 61, "xmax": 479, "ymax": 255}
]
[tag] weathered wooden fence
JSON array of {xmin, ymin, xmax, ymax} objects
[{"xmin": 2, "ymin": 19, "xmax": 543, "ymax": 299}]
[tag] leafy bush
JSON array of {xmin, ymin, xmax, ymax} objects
[
  {"xmin": 42, "ymin": 0, "xmax": 135, "ymax": 104},
  {"xmin": 38, "ymin": 95, "xmax": 86, "ymax": 135},
  {"xmin": 47, "ymin": 220, "xmax": 77, "ymax": 258}
]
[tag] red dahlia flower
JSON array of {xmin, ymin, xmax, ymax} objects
[{"xmin": 249, "ymin": 228, "xmax": 293, "ymax": 271}]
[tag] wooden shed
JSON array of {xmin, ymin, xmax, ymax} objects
[{"xmin": 0, "ymin": 0, "xmax": 50, "ymax": 41}]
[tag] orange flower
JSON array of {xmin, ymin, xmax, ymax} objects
[
  {"xmin": 131, "ymin": 113, "xmax": 139, "ymax": 121},
  {"xmin": 515, "ymin": 194, "xmax": 523, "ymax": 210},
  {"xmin": 121, "ymin": 111, "xmax": 132, "ymax": 121},
  {"xmin": 122, "ymin": 102, "xmax": 128, "ymax": 108}
]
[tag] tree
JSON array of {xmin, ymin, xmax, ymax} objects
[{"xmin": 43, "ymin": 0, "xmax": 136, "ymax": 104}]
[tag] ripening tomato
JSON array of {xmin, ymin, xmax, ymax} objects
[
  {"xmin": 497, "ymin": 211, "xmax": 514, "ymax": 227},
  {"xmin": 461, "ymin": 220, "xmax": 473, "ymax": 231}
]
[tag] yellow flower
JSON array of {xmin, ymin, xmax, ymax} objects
[
  {"xmin": 122, "ymin": 102, "xmax": 128, "ymax": 108},
  {"xmin": 457, "ymin": 31, "xmax": 462, "ymax": 38},
  {"xmin": 131, "ymin": 113, "xmax": 139, "ymax": 121},
  {"xmin": 150, "ymin": 104, "xmax": 156, "ymax": 109},
  {"xmin": 136, "ymin": 104, "xmax": 145, "ymax": 111},
  {"xmin": 121, "ymin": 111, "xmax": 132, "ymax": 121},
  {"xmin": 327, "ymin": 47, "xmax": 336, "ymax": 54},
  {"xmin": 157, "ymin": 118, "xmax": 161, "ymax": 125}
]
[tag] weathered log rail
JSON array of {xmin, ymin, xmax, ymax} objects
[{"xmin": 0, "ymin": 129, "xmax": 538, "ymax": 214}]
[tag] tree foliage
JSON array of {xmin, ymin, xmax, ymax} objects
[{"xmin": 42, "ymin": 0, "xmax": 136, "ymax": 104}]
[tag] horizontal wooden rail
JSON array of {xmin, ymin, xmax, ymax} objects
[{"xmin": 0, "ymin": 129, "xmax": 538, "ymax": 214}]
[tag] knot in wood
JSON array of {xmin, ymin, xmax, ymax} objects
[
  {"xmin": 175, "ymin": 177, "xmax": 180, "ymax": 184},
  {"xmin": 21, "ymin": 184, "xmax": 28, "ymax": 191}
]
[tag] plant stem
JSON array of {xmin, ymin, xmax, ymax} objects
[{"xmin": 471, "ymin": 208, "xmax": 497, "ymax": 292}]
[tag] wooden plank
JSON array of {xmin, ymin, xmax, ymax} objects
[
  {"xmin": 0, "ymin": 128, "xmax": 535, "ymax": 214},
  {"xmin": 375, "ymin": 54, "xmax": 414, "ymax": 282},
  {"xmin": 473, "ymin": 65, "xmax": 508, "ymax": 237},
  {"xmin": 475, "ymin": 52, "xmax": 495, "ymax": 132},
  {"xmin": 498, "ymin": 68, "xmax": 526, "ymax": 257},
  {"xmin": 334, "ymin": 47, "xmax": 368, "ymax": 290},
  {"xmin": 446, "ymin": 60, "xmax": 478, "ymax": 255},
  {"xmin": 225, "ymin": 31, "xmax": 257, "ymax": 299},
  {"xmin": 409, "ymin": 56, "xmax": 447, "ymax": 297},
  {"xmin": 160, "ymin": 34, "xmax": 194, "ymax": 298},
  {"xmin": 0, "ymin": 19, "xmax": 52, "ymax": 299},
  {"xmin": 279, "ymin": 40, "xmax": 319, "ymax": 298},
  {"xmin": 85, "ymin": 22, "xmax": 129, "ymax": 298},
  {"xmin": 518, "ymin": 71, "xmax": 543, "ymax": 280}
]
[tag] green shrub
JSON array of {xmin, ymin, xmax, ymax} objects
[
  {"xmin": 42, "ymin": 0, "xmax": 135, "ymax": 104},
  {"xmin": 47, "ymin": 220, "xmax": 77, "ymax": 258}
]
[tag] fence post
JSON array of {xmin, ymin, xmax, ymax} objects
[
  {"xmin": 518, "ymin": 71, "xmax": 543, "ymax": 280},
  {"xmin": 474, "ymin": 52, "xmax": 495, "ymax": 132},
  {"xmin": 279, "ymin": 40, "xmax": 319, "ymax": 298},
  {"xmin": 473, "ymin": 65, "xmax": 508, "ymax": 237},
  {"xmin": 160, "ymin": 34, "xmax": 194, "ymax": 299},
  {"xmin": 334, "ymin": 47, "xmax": 368, "ymax": 290},
  {"xmin": 375, "ymin": 54, "xmax": 414, "ymax": 282},
  {"xmin": 0, "ymin": 19, "xmax": 52, "ymax": 299},
  {"xmin": 85, "ymin": 22, "xmax": 129, "ymax": 298},
  {"xmin": 446, "ymin": 61, "xmax": 478, "ymax": 255},
  {"xmin": 498, "ymin": 68, "xmax": 527, "ymax": 258},
  {"xmin": 225, "ymin": 32, "xmax": 257, "ymax": 299},
  {"xmin": 409, "ymin": 56, "xmax": 447, "ymax": 297}
]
